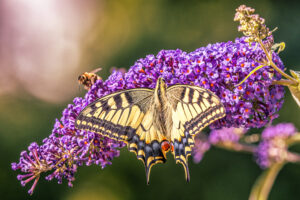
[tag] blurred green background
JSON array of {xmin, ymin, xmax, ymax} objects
[{"xmin": 1, "ymin": 0, "xmax": 300, "ymax": 199}]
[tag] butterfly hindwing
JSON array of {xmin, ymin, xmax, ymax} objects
[
  {"xmin": 131, "ymin": 110, "xmax": 167, "ymax": 183},
  {"xmin": 167, "ymin": 85, "xmax": 226, "ymax": 181},
  {"xmin": 75, "ymin": 88, "xmax": 166, "ymax": 183}
]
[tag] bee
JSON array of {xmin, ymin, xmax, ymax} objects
[{"xmin": 78, "ymin": 68, "xmax": 102, "ymax": 90}]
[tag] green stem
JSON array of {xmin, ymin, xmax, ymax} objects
[
  {"xmin": 216, "ymin": 142, "xmax": 256, "ymax": 153},
  {"xmin": 286, "ymin": 133, "xmax": 300, "ymax": 146},
  {"xmin": 249, "ymin": 162, "xmax": 285, "ymax": 200},
  {"xmin": 286, "ymin": 152, "xmax": 300, "ymax": 163},
  {"xmin": 258, "ymin": 40, "xmax": 297, "ymax": 83},
  {"xmin": 272, "ymin": 79, "xmax": 298, "ymax": 87}
]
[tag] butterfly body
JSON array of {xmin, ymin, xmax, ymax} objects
[{"xmin": 75, "ymin": 77, "xmax": 226, "ymax": 183}]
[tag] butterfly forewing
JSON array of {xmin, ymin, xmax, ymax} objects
[{"xmin": 167, "ymin": 85, "xmax": 226, "ymax": 181}]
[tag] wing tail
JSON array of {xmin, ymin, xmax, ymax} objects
[
  {"xmin": 172, "ymin": 132, "xmax": 194, "ymax": 182},
  {"xmin": 128, "ymin": 135, "xmax": 166, "ymax": 184}
]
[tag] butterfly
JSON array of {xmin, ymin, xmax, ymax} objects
[{"xmin": 75, "ymin": 77, "xmax": 226, "ymax": 183}]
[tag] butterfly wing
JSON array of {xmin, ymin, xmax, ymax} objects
[
  {"xmin": 75, "ymin": 88, "xmax": 166, "ymax": 183},
  {"xmin": 167, "ymin": 85, "xmax": 226, "ymax": 181}
]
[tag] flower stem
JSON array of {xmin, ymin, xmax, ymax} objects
[
  {"xmin": 249, "ymin": 162, "xmax": 285, "ymax": 200},
  {"xmin": 258, "ymin": 40, "xmax": 297, "ymax": 83},
  {"xmin": 272, "ymin": 79, "xmax": 297, "ymax": 87},
  {"xmin": 286, "ymin": 133, "xmax": 300, "ymax": 146},
  {"xmin": 216, "ymin": 142, "xmax": 256, "ymax": 153},
  {"xmin": 286, "ymin": 152, "xmax": 300, "ymax": 163}
]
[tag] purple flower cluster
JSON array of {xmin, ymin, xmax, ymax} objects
[
  {"xmin": 192, "ymin": 135, "xmax": 211, "ymax": 163},
  {"xmin": 122, "ymin": 37, "xmax": 284, "ymax": 128},
  {"xmin": 12, "ymin": 37, "xmax": 285, "ymax": 194},
  {"xmin": 209, "ymin": 127, "xmax": 247, "ymax": 145},
  {"xmin": 255, "ymin": 123, "xmax": 297, "ymax": 168},
  {"xmin": 12, "ymin": 96, "xmax": 125, "ymax": 195}
]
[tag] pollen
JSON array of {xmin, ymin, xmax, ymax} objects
[{"xmin": 139, "ymin": 68, "xmax": 145, "ymax": 73}]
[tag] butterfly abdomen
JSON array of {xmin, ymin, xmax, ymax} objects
[{"xmin": 152, "ymin": 78, "xmax": 173, "ymax": 139}]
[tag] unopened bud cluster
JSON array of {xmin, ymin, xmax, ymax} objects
[{"xmin": 234, "ymin": 5, "xmax": 272, "ymax": 43}]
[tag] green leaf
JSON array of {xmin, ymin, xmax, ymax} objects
[
  {"xmin": 289, "ymin": 86, "xmax": 300, "ymax": 108},
  {"xmin": 249, "ymin": 163, "xmax": 284, "ymax": 200},
  {"xmin": 290, "ymin": 70, "xmax": 300, "ymax": 80},
  {"xmin": 288, "ymin": 70, "xmax": 300, "ymax": 108}
]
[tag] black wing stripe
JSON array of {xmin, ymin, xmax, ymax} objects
[
  {"xmin": 76, "ymin": 115, "xmax": 136, "ymax": 141},
  {"xmin": 113, "ymin": 94, "xmax": 122, "ymax": 108},
  {"xmin": 124, "ymin": 92, "xmax": 133, "ymax": 104},
  {"xmin": 180, "ymin": 87, "xmax": 186, "ymax": 102},
  {"xmin": 188, "ymin": 88, "xmax": 194, "ymax": 103}
]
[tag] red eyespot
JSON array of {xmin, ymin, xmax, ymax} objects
[{"xmin": 161, "ymin": 141, "xmax": 171, "ymax": 152}]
